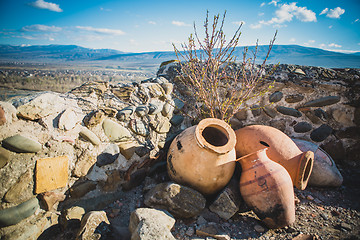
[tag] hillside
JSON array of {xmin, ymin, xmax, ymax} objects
[{"xmin": 0, "ymin": 44, "xmax": 360, "ymax": 68}]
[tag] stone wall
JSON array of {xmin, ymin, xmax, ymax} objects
[{"xmin": 0, "ymin": 62, "xmax": 359, "ymax": 239}]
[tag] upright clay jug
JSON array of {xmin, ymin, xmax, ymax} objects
[
  {"xmin": 238, "ymin": 148, "xmax": 295, "ymax": 229},
  {"xmin": 167, "ymin": 118, "xmax": 236, "ymax": 195},
  {"xmin": 235, "ymin": 125, "xmax": 314, "ymax": 190}
]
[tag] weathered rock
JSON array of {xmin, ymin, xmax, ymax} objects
[
  {"xmin": 135, "ymin": 105, "xmax": 149, "ymax": 117},
  {"xmin": 285, "ymin": 94, "xmax": 304, "ymax": 103},
  {"xmin": 2, "ymin": 134, "xmax": 42, "ymax": 153},
  {"xmin": 76, "ymin": 211, "xmax": 110, "ymax": 240},
  {"xmin": 79, "ymin": 127, "xmax": 101, "ymax": 145},
  {"xmin": 209, "ymin": 181, "xmax": 242, "ymax": 220},
  {"xmin": 293, "ymin": 122, "xmax": 312, "ymax": 133},
  {"xmin": 59, "ymin": 206, "xmax": 86, "ymax": 229},
  {"xmin": 118, "ymin": 141, "xmax": 139, "ymax": 160},
  {"xmin": 16, "ymin": 92, "xmax": 68, "ymax": 120},
  {"xmin": 69, "ymin": 181, "xmax": 97, "ymax": 199},
  {"xmin": 129, "ymin": 208, "xmax": 176, "ymax": 240},
  {"xmin": 0, "ymin": 198, "xmax": 39, "ymax": 227},
  {"xmin": 161, "ymin": 83, "xmax": 174, "ymax": 95},
  {"xmin": 269, "ymin": 119, "xmax": 286, "ymax": 132},
  {"xmin": 303, "ymin": 96, "xmax": 340, "ymax": 107},
  {"xmin": 83, "ymin": 110, "xmax": 105, "ymax": 128},
  {"xmin": 117, "ymin": 106, "xmax": 136, "ymax": 122},
  {"xmin": 0, "ymin": 105, "xmax": 5, "ymax": 125},
  {"xmin": 148, "ymin": 100, "xmax": 164, "ymax": 115},
  {"xmin": 35, "ymin": 156, "xmax": 69, "ymax": 194},
  {"xmin": 129, "ymin": 119, "xmax": 149, "ymax": 137},
  {"xmin": 234, "ymin": 109, "xmax": 248, "ymax": 121},
  {"xmin": 111, "ymin": 85, "xmax": 135, "ymax": 102},
  {"xmin": 101, "ymin": 107, "xmax": 117, "ymax": 117},
  {"xmin": 0, "ymin": 146, "xmax": 10, "ymax": 168},
  {"xmin": 144, "ymin": 182, "xmax": 206, "ymax": 218},
  {"xmin": 162, "ymin": 100, "xmax": 174, "ymax": 117},
  {"xmin": 251, "ymin": 105, "xmax": 261, "ymax": 117},
  {"xmin": 310, "ymin": 124, "xmax": 333, "ymax": 142},
  {"xmin": 39, "ymin": 190, "xmax": 66, "ymax": 211},
  {"xmin": 269, "ymin": 91, "xmax": 283, "ymax": 103},
  {"xmin": 263, "ymin": 106, "xmax": 277, "ymax": 118},
  {"xmin": 73, "ymin": 150, "xmax": 97, "ymax": 177},
  {"xmin": 149, "ymin": 115, "xmax": 171, "ymax": 134},
  {"xmin": 173, "ymin": 98, "xmax": 185, "ymax": 114},
  {"xmin": 0, "ymin": 101, "xmax": 17, "ymax": 124},
  {"xmin": 146, "ymin": 83, "xmax": 166, "ymax": 98},
  {"xmin": 304, "ymin": 110, "xmax": 322, "ymax": 124},
  {"xmin": 4, "ymin": 169, "xmax": 33, "ymax": 204},
  {"xmin": 58, "ymin": 108, "xmax": 80, "ymax": 131},
  {"xmin": 170, "ymin": 115, "xmax": 184, "ymax": 126},
  {"xmin": 276, "ymin": 106, "xmax": 302, "ymax": 117},
  {"xmin": 96, "ymin": 144, "xmax": 119, "ymax": 167},
  {"xmin": 103, "ymin": 118, "xmax": 133, "ymax": 142}
]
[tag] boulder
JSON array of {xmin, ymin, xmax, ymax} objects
[
  {"xmin": 2, "ymin": 134, "xmax": 42, "ymax": 153},
  {"xmin": 102, "ymin": 118, "xmax": 133, "ymax": 142},
  {"xmin": 76, "ymin": 211, "xmax": 110, "ymax": 240},
  {"xmin": 0, "ymin": 198, "xmax": 39, "ymax": 227}
]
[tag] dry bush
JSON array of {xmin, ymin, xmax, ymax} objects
[{"xmin": 173, "ymin": 11, "xmax": 278, "ymax": 123}]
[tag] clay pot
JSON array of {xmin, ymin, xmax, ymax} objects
[
  {"xmin": 237, "ymin": 148, "xmax": 295, "ymax": 229},
  {"xmin": 235, "ymin": 125, "xmax": 314, "ymax": 190},
  {"xmin": 167, "ymin": 118, "xmax": 236, "ymax": 195},
  {"xmin": 292, "ymin": 138, "xmax": 343, "ymax": 188}
]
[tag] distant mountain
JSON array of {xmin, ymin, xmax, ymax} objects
[
  {"xmin": 0, "ymin": 44, "xmax": 359, "ymax": 68},
  {"xmin": 0, "ymin": 44, "xmax": 124, "ymax": 62}
]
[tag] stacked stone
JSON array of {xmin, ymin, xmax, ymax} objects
[{"xmin": 0, "ymin": 76, "xmax": 186, "ymax": 238}]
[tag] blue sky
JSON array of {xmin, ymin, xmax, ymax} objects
[{"xmin": 0, "ymin": 0, "xmax": 359, "ymax": 53}]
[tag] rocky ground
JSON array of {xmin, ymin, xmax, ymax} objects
[{"xmin": 37, "ymin": 160, "xmax": 360, "ymax": 240}]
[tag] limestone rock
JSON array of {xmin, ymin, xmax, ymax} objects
[
  {"xmin": 35, "ymin": 156, "xmax": 69, "ymax": 194},
  {"xmin": 149, "ymin": 115, "xmax": 171, "ymax": 134},
  {"xmin": 0, "ymin": 101, "xmax": 17, "ymax": 124},
  {"xmin": 148, "ymin": 100, "xmax": 164, "ymax": 115},
  {"xmin": 0, "ymin": 105, "xmax": 5, "ymax": 125},
  {"xmin": 293, "ymin": 122, "xmax": 312, "ymax": 133},
  {"xmin": 0, "ymin": 146, "xmax": 10, "ymax": 168},
  {"xmin": 16, "ymin": 92, "xmax": 67, "ymax": 120},
  {"xmin": 111, "ymin": 85, "xmax": 135, "ymax": 102},
  {"xmin": 310, "ymin": 124, "xmax": 333, "ymax": 142},
  {"xmin": 96, "ymin": 144, "xmax": 119, "ymax": 167},
  {"xmin": 103, "ymin": 118, "xmax": 133, "ymax": 142},
  {"xmin": 2, "ymin": 134, "xmax": 42, "ymax": 153},
  {"xmin": 83, "ymin": 110, "xmax": 105, "ymax": 128},
  {"xmin": 4, "ymin": 169, "xmax": 33, "ymax": 204},
  {"xmin": 162, "ymin": 100, "xmax": 175, "ymax": 117},
  {"xmin": 129, "ymin": 119, "xmax": 149, "ymax": 137},
  {"xmin": 285, "ymin": 94, "xmax": 304, "ymax": 103},
  {"xmin": 135, "ymin": 105, "xmax": 149, "ymax": 117},
  {"xmin": 117, "ymin": 106, "xmax": 136, "ymax": 122},
  {"xmin": 79, "ymin": 127, "xmax": 101, "ymax": 146},
  {"xmin": 119, "ymin": 141, "xmax": 139, "ymax": 160},
  {"xmin": 58, "ymin": 108, "xmax": 80, "ymax": 131},
  {"xmin": 269, "ymin": 91, "xmax": 283, "ymax": 103},
  {"xmin": 0, "ymin": 198, "xmax": 39, "ymax": 227},
  {"xmin": 146, "ymin": 83, "xmax": 165, "ymax": 98},
  {"xmin": 294, "ymin": 68, "xmax": 306, "ymax": 75},
  {"xmin": 144, "ymin": 182, "xmax": 206, "ymax": 218},
  {"xmin": 276, "ymin": 106, "xmax": 302, "ymax": 117},
  {"xmin": 76, "ymin": 211, "xmax": 110, "ymax": 240},
  {"xmin": 129, "ymin": 208, "xmax": 176, "ymax": 240},
  {"xmin": 59, "ymin": 206, "xmax": 86, "ymax": 229},
  {"xmin": 161, "ymin": 83, "xmax": 173, "ymax": 95},
  {"xmin": 303, "ymin": 96, "xmax": 340, "ymax": 108},
  {"xmin": 73, "ymin": 150, "xmax": 97, "ymax": 177}
]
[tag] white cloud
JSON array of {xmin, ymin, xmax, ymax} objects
[
  {"xmin": 260, "ymin": 2, "xmax": 266, "ymax": 7},
  {"xmin": 21, "ymin": 24, "xmax": 62, "ymax": 32},
  {"xmin": 268, "ymin": 0, "xmax": 280, "ymax": 6},
  {"xmin": 100, "ymin": 7, "xmax": 111, "ymax": 12},
  {"xmin": 289, "ymin": 38, "xmax": 296, "ymax": 42},
  {"xmin": 232, "ymin": 21, "xmax": 246, "ymax": 26},
  {"xmin": 148, "ymin": 21, "xmax": 157, "ymax": 25},
  {"xmin": 328, "ymin": 43, "xmax": 342, "ymax": 48},
  {"xmin": 75, "ymin": 26, "xmax": 125, "ymax": 35},
  {"xmin": 326, "ymin": 7, "xmax": 345, "ymax": 19},
  {"xmin": 320, "ymin": 8, "xmax": 328, "ymax": 15},
  {"xmin": 251, "ymin": 2, "xmax": 316, "ymax": 29},
  {"xmin": 29, "ymin": 0, "xmax": 62, "ymax": 12},
  {"xmin": 309, "ymin": 40, "xmax": 315, "ymax": 43},
  {"xmin": 303, "ymin": 39, "xmax": 316, "ymax": 46},
  {"xmin": 329, "ymin": 25, "xmax": 333, "ymax": 29},
  {"xmin": 172, "ymin": 21, "xmax": 191, "ymax": 27},
  {"xmin": 258, "ymin": 12, "xmax": 265, "ymax": 16},
  {"xmin": 355, "ymin": 19, "xmax": 359, "ymax": 23},
  {"xmin": 319, "ymin": 43, "xmax": 326, "ymax": 48}
]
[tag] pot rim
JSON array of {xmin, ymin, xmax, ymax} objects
[{"xmin": 195, "ymin": 118, "xmax": 236, "ymax": 154}]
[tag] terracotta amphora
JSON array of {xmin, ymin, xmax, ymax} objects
[
  {"xmin": 167, "ymin": 118, "xmax": 236, "ymax": 195},
  {"xmin": 237, "ymin": 148, "xmax": 295, "ymax": 229},
  {"xmin": 235, "ymin": 125, "xmax": 314, "ymax": 190},
  {"xmin": 292, "ymin": 138, "xmax": 343, "ymax": 188}
]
